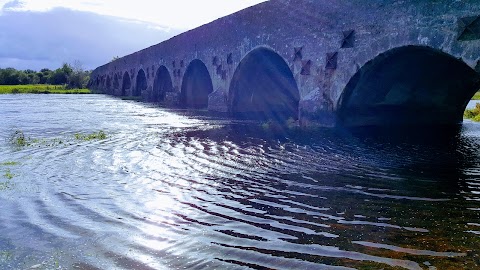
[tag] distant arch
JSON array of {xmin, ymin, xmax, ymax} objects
[
  {"xmin": 134, "ymin": 69, "xmax": 147, "ymax": 97},
  {"xmin": 229, "ymin": 47, "xmax": 300, "ymax": 121},
  {"xmin": 121, "ymin": 71, "xmax": 131, "ymax": 96},
  {"xmin": 181, "ymin": 59, "xmax": 213, "ymax": 109},
  {"xmin": 153, "ymin": 66, "xmax": 173, "ymax": 102},
  {"xmin": 337, "ymin": 45, "xmax": 480, "ymax": 126}
]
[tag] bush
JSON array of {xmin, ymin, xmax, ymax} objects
[{"xmin": 464, "ymin": 103, "xmax": 480, "ymax": 121}]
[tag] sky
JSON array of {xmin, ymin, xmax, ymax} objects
[{"xmin": 0, "ymin": 0, "xmax": 266, "ymax": 71}]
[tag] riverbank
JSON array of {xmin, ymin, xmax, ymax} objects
[
  {"xmin": 465, "ymin": 102, "xmax": 480, "ymax": 121},
  {"xmin": 0, "ymin": 85, "xmax": 90, "ymax": 94}
]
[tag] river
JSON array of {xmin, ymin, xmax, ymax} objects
[{"xmin": 0, "ymin": 95, "xmax": 479, "ymax": 270}]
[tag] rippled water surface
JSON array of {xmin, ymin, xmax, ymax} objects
[{"xmin": 0, "ymin": 95, "xmax": 479, "ymax": 270}]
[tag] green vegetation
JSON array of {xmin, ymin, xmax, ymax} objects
[
  {"xmin": 464, "ymin": 103, "xmax": 480, "ymax": 122},
  {"xmin": 0, "ymin": 179, "xmax": 14, "ymax": 190},
  {"xmin": 0, "ymin": 61, "xmax": 91, "ymax": 90},
  {"xmin": 0, "ymin": 168, "xmax": 15, "ymax": 191},
  {"xmin": 0, "ymin": 161, "xmax": 19, "ymax": 166},
  {"xmin": 3, "ymin": 169, "xmax": 14, "ymax": 180},
  {"xmin": 0, "ymin": 250, "xmax": 13, "ymax": 262},
  {"xmin": 110, "ymin": 56, "xmax": 120, "ymax": 62},
  {"xmin": 0, "ymin": 84, "xmax": 90, "ymax": 94},
  {"xmin": 9, "ymin": 129, "xmax": 108, "ymax": 149},
  {"xmin": 472, "ymin": 92, "xmax": 480, "ymax": 100},
  {"xmin": 74, "ymin": 131, "xmax": 107, "ymax": 141},
  {"xmin": 9, "ymin": 130, "xmax": 30, "ymax": 147}
]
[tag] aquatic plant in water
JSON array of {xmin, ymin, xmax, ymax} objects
[
  {"xmin": 0, "ymin": 169, "xmax": 15, "ymax": 191},
  {"xmin": 0, "ymin": 250, "xmax": 13, "ymax": 262},
  {"xmin": 9, "ymin": 130, "xmax": 29, "ymax": 147},
  {"xmin": 8, "ymin": 129, "xmax": 108, "ymax": 149},
  {"xmin": 74, "ymin": 130, "xmax": 107, "ymax": 141},
  {"xmin": 0, "ymin": 161, "xmax": 19, "ymax": 166},
  {"xmin": 3, "ymin": 169, "xmax": 14, "ymax": 179}
]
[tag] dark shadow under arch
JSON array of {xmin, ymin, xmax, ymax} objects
[
  {"xmin": 153, "ymin": 66, "xmax": 173, "ymax": 102},
  {"xmin": 338, "ymin": 45, "xmax": 480, "ymax": 126},
  {"xmin": 121, "ymin": 72, "xmax": 131, "ymax": 96},
  {"xmin": 229, "ymin": 47, "xmax": 300, "ymax": 121},
  {"xmin": 134, "ymin": 69, "xmax": 147, "ymax": 97},
  {"xmin": 181, "ymin": 59, "xmax": 213, "ymax": 109},
  {"xmin": 113, "ymin": 74, "xmax": 119, "ymax": 94}
]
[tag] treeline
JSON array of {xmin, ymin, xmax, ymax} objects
[{"xmin": 0, "ymin": 62, "xmax": 91, "ymax": 89}]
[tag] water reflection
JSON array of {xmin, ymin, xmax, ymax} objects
[{"xmin": 0, "ymin": 95, "xmax": 479, "ymax": 269}]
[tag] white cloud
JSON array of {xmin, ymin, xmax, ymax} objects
[
  {"xmin": 0, "ymin": 0, "xmax": 267, "ymax": 70},
  {"xmin": 0, "ymin": 8, "xmax": 182, "ymax": 70},
  {"xmin": 4, "ymin": 0, "xmax": 267, "ymax": 29}
]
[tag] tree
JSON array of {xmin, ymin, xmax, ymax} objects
[
  {"xmin": 0, "ymin": 62, "xmax": 90, "ymax": 87},
  {"xmin": 37, "ymin": 68, "xmax": 53, "ymax": 84},
  {"xmin": 0, "ymin": 68, "xmax": 22, "ymax": 85},
  {"xmin": 48, "ymin": 63, "xmax": 73, "ymax": 85},
  {"xmin": 67, "ymin": 60, "xmax": 90, "ymax": 89}
]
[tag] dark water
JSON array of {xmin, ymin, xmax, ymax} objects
[{"xmin": 0, "ymin": 95, "xmax": 479, "ymax": 270}]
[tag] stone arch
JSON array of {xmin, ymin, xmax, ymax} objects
[
  {"xmin": 121, "ymin": 71, "xmax": 131, "ymax": 96},
  {"xmin": 181, "ymin": 59, "xmax": 213, "ymax": 109},
  {"xmin": 134, "ymin": 69, "xmax": 147, "ymax": 97},
  {"xmin": 229, "ymin": 47, "xmax": 300, "ymax": 121},
  {"xmin": 153, "ymin": 65, "xmax": 173, "ymax": 102},
  {"xmin": 337, "ymin": 45, "xmax": 480, "ymax": 126}
]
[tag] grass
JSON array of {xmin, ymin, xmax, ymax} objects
[
  {"xmin": 0, "ymin": 84, "xmax": 91, "ymax": 94},
  {"xmin": 464, "ymin": 103, "xmax": 480, "ymax": 122},
  {"xmin": 472, "ymin": 92, "xmax": 480, "ymax": 100}
]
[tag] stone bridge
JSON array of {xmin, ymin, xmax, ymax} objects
[{"xmin": 89, "ymin": 0, "xmax": 480, "ymax": 127}]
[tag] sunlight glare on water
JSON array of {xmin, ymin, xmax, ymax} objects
[{"xmin": 0, "ymin": 95, "xmax": 479, "ymax": 269}]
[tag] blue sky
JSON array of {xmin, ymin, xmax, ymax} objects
[{"xmin": 0, "ymin": 0, "xmax": 265, "ymax": 70}]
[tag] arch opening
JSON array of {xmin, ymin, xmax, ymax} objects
[
  {"xmin": 229, "ymin": 47, "xmax": 300, "ymax": 121},
  {"xmin": 134, "ymin": 69, "xmax": 147, "ymax": 97},
  {"xmin": 338, "ymin": 46, "xmax": 480, "ymax": 126},
  {"xmin": 181, "ymin": 59, "xmax": 213, "ymax": 109},
  {"xmin": 153, "ymin": 66, "xmax": 173, "ymax": 102},
  {"xmin": 121, "ymin": 72, "xmax": 131, "ymax": 96}
]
